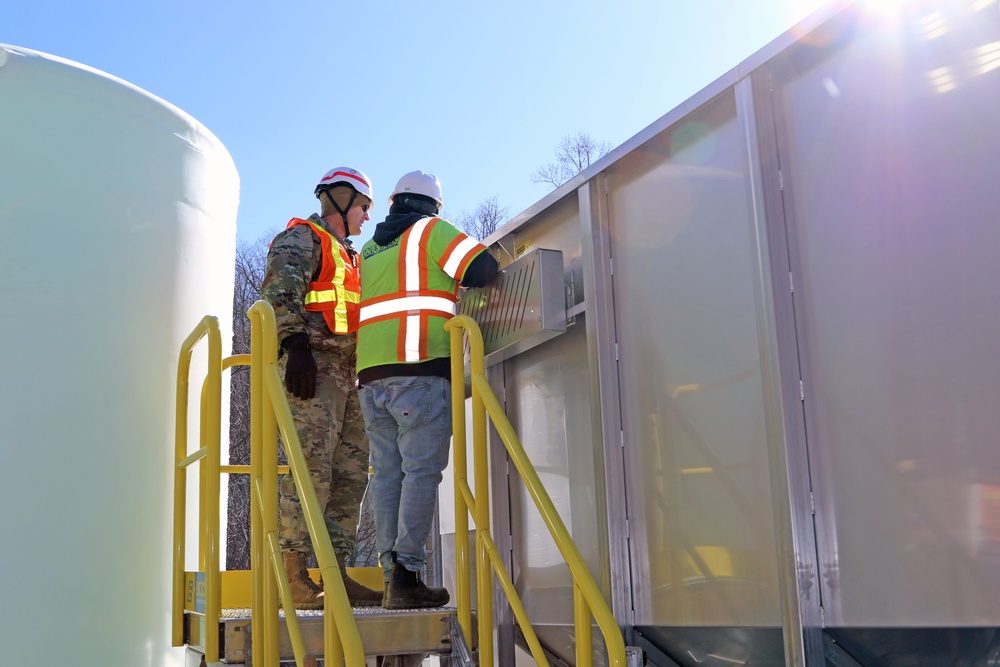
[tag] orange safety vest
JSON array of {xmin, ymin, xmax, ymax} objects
[{"xmin": 286, "ymin": 218, "xmax": 361, "ymax": 334}]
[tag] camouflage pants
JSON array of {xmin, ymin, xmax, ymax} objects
[{"xmin": 278, "ymin": 341, "xmax": 370, "ymax": 561}]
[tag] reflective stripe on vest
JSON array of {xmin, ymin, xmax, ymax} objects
[
  {"xmin": 286, "ymin": 218, "xmax": 360, "ymax": 334},
  {"xmin": 359, "ymin": 294, "xmax": 456, "ymax": 322},
  {"xmin": 358, "ymin": 216, "xmax": 484, "ymax": 363},
  {"xmin": 358, "ymin": 216, "xmax": 487, "ymax": 366}
]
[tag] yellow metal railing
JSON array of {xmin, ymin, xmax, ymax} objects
[
  {"xmin": 246, "ymin": 300, "xmax": 365, "ymax": 667},
  {"xmin": 172, "ymin": 315, "xmax": 224, "ymax": 661},
  {"xmin": 446, "ymin": 314, "xmax": 627, "ymax": 667},
  {"xmin": 173, "ymin": 307, "xmax": 620, "ymax": 666},
  {"xmin": 171, "ymin": 304, "xmax": 366, "ymax": 667}
]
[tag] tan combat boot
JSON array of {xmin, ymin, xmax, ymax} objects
[
  {"xmin": 337, "ymin": 554, "xmax": 383, "ymax": 608},
  {"xmin": 282, "ymin": 550, "xmax": 324, "ymax": 610}
]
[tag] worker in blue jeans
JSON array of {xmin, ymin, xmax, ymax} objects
[
  {"xmin": 360, "ymin": 376, "xmax": 453, "ymax": 607},
  {"xmin": 355, "ymin": 171, "xmax": 498, "ymax": 608}
]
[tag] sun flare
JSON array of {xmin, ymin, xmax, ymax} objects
[{"xmin": 859, "ymin": 0, "xmax": 911, "ymax": 17}]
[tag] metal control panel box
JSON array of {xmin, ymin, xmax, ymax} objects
[{"xmin": 456, "ymin": 247, "xmax": 566, "ymax": 364}]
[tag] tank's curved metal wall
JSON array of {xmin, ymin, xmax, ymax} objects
[{"xmin": 0, "ymin": 45, "xmax": 238, "ymax": 667}]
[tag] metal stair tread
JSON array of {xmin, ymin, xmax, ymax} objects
[
  {"xmin": 188, "ymin": 606, "xmax": 474, "ymax": 663},
  {"xmin": 218, "ymin": 604, "xmax": 461, "ymax": 619}
]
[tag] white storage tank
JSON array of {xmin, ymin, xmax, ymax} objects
[{"xmin": 0, "ymin": 44, "xmax": 238, "ymax": 666}]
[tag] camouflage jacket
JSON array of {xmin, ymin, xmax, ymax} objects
[{"xmin": 260, "ymin": 213, "xmax": 358, "ymax": 352}]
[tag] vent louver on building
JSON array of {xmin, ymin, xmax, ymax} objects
[{"xmin": 456, "ymin": 248, "xmax": 567, "ymax": 363}]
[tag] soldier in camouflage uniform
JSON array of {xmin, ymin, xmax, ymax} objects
[{"xmin": 260, "ymin": 166, "xmax": 382, "ymax": 608}]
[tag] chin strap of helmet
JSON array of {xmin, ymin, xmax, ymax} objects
[{"xmin": 320, "ymin": 187, "xmax": 359, "ymax": 239}]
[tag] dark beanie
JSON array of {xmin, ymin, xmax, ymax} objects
[{"xmin": 390, "ymin": 193, "xmax": 439, "ymax": 217}]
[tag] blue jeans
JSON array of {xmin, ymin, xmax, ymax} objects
[{"xmin": 358, "ymin": 375, "xmax": 453, "ymax": 579}]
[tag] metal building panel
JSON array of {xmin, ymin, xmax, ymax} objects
[
  {"xmin": 503, "ymin": 320, "xmax": 605, "ymax": 665},
  {"xmin": 771, "ymin": 0, "xmax": 1000, "ymax": 628},
  {"xmin": 606, "ymin": 89, "xmax": 782, "ymax": 629},
  {"xmin": 486, "ymin": 197, "xmax": 610, "ymax": 666},
  {"xmin": 433, "ymin": 3, "xmax": 1000, "ymax": 665}
]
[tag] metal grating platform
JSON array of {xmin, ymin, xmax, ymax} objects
[{"xmin": 185, "ymin": 606, "xmax": 476, "ymax": 663}]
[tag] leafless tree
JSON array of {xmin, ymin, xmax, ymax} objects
[
  {"xmin": 530, "ymin": 132, "xmax": 612, "ymax": 189},
  {"xmin": 455, "ymin": 194, "xmax": 511, "ymax": 241},
  {"xmin": 349, "ymin": 486, "xmax": 379, "ymax": 567},
  {"xmin": 226, "ymin": 229, "xmax": 277, "ymax": 570}
]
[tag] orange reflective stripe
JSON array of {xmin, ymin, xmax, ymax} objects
[{"xmin": 417, "ymin": 223, "xmax": 431, "ymax": 289}]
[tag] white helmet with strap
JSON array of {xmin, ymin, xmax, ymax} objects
[
  {"xmin": 314, "ymin": 166, "xmax": 374, "ymax": 201},
  {"xmin": 390, "ymin": 170, "xmax": 442, "ymax": 209},
  {"xmin": 314, "ymin": 166, "xmax": 373, "ymax": 239}
]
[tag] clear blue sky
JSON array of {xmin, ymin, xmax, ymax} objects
[{"xmin": 6, "ymin": 0, "xmax": 831, "ymax": 248}]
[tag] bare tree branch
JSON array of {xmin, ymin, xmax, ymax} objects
[
  {"xmin": 226, "ymin": 228, "xmax": 278, "ymax": 570},
  {"xmin": 530, "ymin": 131, "xmax": 612, "ymax": 189},
  {"xmin": 455, "ymin": 194, "xmax": 510, "ymax": 241},
  {"xmin": 349, "ymin": 484, "xmax": 379, "ymax": 567}
]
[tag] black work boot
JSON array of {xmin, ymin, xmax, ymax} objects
[
  {"xmin": 337, "ymin": 554, "xmax": 383, "ymax": 607},
  {"xmin": 383, "ymin": 552, "xmax": 450, "ymax": 609}
]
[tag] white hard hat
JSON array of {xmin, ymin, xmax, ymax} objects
[
  {"xmin": 390, "ymin": 170, "xmax": 442, "ymax": 208},
  {"xmin": 314, "ymin": 166, "xmax": 374, "ymax": 201}
]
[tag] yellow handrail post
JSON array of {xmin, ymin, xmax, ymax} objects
[
  {"xmin": 249, "ymin": 302, "xmax": 280, "ymax": 666},
  {"xmin": 261, "ymin": 310, "xmax": 281, "ymax": 667},
  {"xmin": 575, "ymin": 582, "xmax": 593, "ymax": 667},
  {"xmin": 447, "ymin": 321, "xmax": 473, "ymax": 645},
  {"xmin": 248, "ymin": 309, "xmax": 265, "ymax": 667},
  {"xmin": 170, "ymin": 316, "xmax": 223, "ymax": 662},
  {"xmin": 475, "ymin": 376, "xmax": 627, "ymax": 666},
  {"xmin": 199, "ymin": 449, "xmax": 207, "ymax": 570},
  {"xmin": 324, "ymin": 589, "xmax": 346, "ymax": 667},
  {"xmin": 172, "ymin": 326, "xmax": 194, "ymax": 648},
  {"xmin": 174, "ymin": 305, "xmax": 374, "ymax": 667},
  {"xmin": 445, "ymin": 314, "xmax": 628, "ymax": 667},
  {"xmin": 248, "ymin": 300, "xmax": 367, "ymax": 667},
  {"xmin": 203, "ymin": 318, "xmax": 223, "ymax": 663},
  {"xmin": 468, "ymin": 321, "xmax": 495, "ymax": 667}
]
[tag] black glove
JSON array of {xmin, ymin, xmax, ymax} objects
[{"xmin": 281, "ymin": 333, "xmax": 317, "ymax": 400}]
